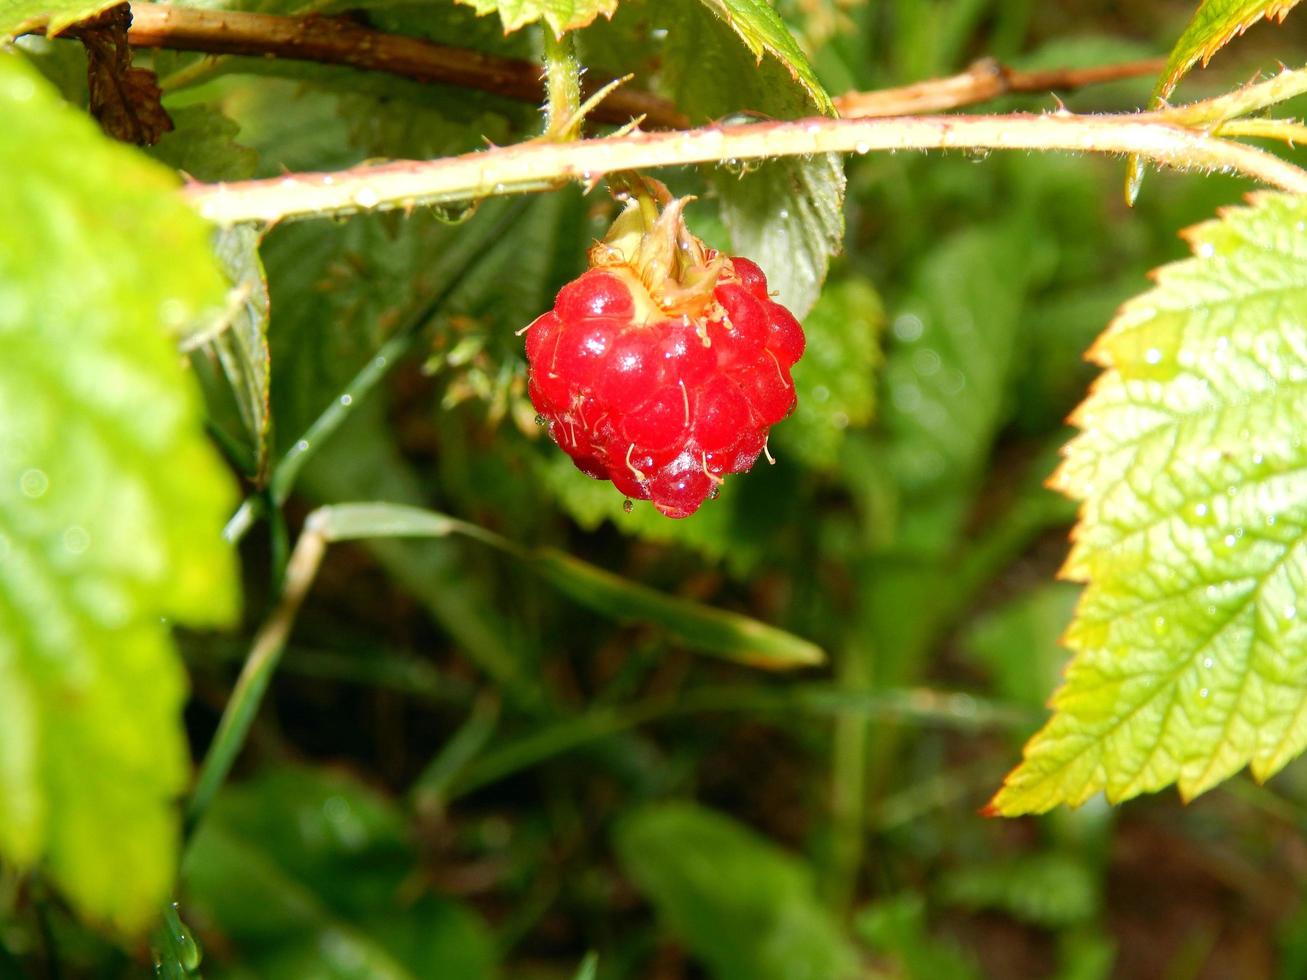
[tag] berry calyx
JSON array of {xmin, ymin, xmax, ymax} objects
[{"xmin": 524, "ymin": 180, "xmax": 805, "ymax": 519}]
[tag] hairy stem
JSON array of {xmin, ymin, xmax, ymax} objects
[
  {"xmin": 186, "ymin": 111, "xmax": 1307, "ymax": 225},
  {"xmin": 541, "ymin": 28, "xmax": 581, "ymax": 138}
]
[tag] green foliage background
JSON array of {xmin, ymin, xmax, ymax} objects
[{"xmin": 4, "ymin": 0, "xmax": 1307, "ymax": 977}]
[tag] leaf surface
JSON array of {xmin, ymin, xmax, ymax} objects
[
  {"xmin": 991, "ymin": 193, "xmax": 1307, "ymax": 814},
  {"xmin": 183, "ymin": 766, "xmax": 497, "ymax": 979},
  {"xmin": 615, "ymin": 802, "xmax": 858, "ymax": 980},
  {"xmin": 1154, "ymin": 0, "xmax": 1302, "ymax": 104},
  {"xmin": 0, "ymin": 0, "xmax": 116, "ymax": 38},
  {"xmin": 453, "ymin": 0, "xmax": 617, "ymax": 36},
  {"xmin": 692, "ymin": 0, "xmax": 832, "ymax": 113},
  {"xmin": 0, "ymin": 53, "xmax": 237, "ymax": 931}
]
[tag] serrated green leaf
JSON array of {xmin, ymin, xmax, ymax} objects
[
  {"xmin": 453, "ymin": 0, "xmax": 617, "ymax": 36},
  {"xmin": 692, "ymin": 0, "xmax": 833, "ymax": 114},
  {"xmin": 148, "ymin": 105, "xmax": 259, "ymax": 182},
  {"xmin": 990, "ymin": 193, "xmax": 1307, "ymax": 815},
  {"xmin": 776, "ymin": 277, "xmax": 884, "ymax": 470},
  {"xmin": 0, "ymin": 0, "xmax": 115, "ymax": 38},
  {"xmin": 1155, "ymin": 0, "xmax": 1302, "ymax": 105},
  {"xmin": 0, "ymin": 53, "xmax": 237, "ymax": 932},
  {"xmin": 615, "ymin": 802, "xmax": 859, "ymax": 980}
]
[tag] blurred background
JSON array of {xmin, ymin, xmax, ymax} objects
[{"xmin": 9, "ymin": 1, "xmax": 1307, "ymax": 977}]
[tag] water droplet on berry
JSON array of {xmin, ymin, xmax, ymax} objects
[
  {"xmin": 709, "ymin": 485, "xmax": 721, "ymax": 500},
  {"xmin": 622, "ymin": 498, "xmax": 634, "ymax": 513},
  {"xmin": 535, "ymin": 413, "xmax": 550, "ymax": 428}
]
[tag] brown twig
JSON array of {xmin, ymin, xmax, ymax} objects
[
  {"xmin": 834, "ymin": 56, "xmax": 1168, "ymax": 117},
  {"xmin": 116, "ymin": 5, "xmax": 1163, "ymax": 131},
  {"xmin": 122, "ymin": 3, "xmax": 689, "ymax": 129}
]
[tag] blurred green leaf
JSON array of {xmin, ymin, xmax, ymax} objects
[
  {"xmin": 854, "ymin": 894, "xmax": 981, "ymax": 980},
  {"xmin": 940, "ymin": 853, "xmax": 1099, "ymax": 928},
  {"xmin": 615, "ymin": 802, "xmax": 859, "ymax": 980},
  {"xmin": 963, "ymin": 584, "xmax": 1080, "ymax": 711},
  {"xmin": 314, "ymin": 502, "xmax": 825, "ymax": 670},
  {"xmin": 0, "ymin": 53, "xmax": 237, "ymax": 932},
  {"xmin": 536, "ymin": 449, "xmax": 770, "ymax": 576},
  {"xmin": 777, "ymin": 276, "xmax": 884, "ymax": 470},
  {"xmin": 992, "ymin": 193, "xmax": 1307, "ymax": 814},
  {"xmin": 184, "ymin": 766, "xmax": 497, "ymax": 979},
  {"xmin": 532, "ymin": 548, "xmax": 824, "ymax": 669}
]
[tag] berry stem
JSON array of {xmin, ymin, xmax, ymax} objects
[{"xmin": 541, "ymin": 28, "xmax": 582, "ymax": 140}]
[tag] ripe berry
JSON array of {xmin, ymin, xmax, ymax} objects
[{"xmin": 524, "ymin": 182, "xmax": 805, "ymax": 519}]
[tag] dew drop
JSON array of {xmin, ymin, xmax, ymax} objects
[
  {"xmin": 339, "ymin": 394, "xmax": 353, "ymax": 407},
  {"xmin": 535, "ymin": 413, "xmax": 550, "ymax": 428},
  {"xmin": 623, "ymin": 498, "xmax": 634, "ymax": 513},
  {"xmin": 1144, "ymin": 347, "xmax": 1163, "ymax": 365},
  {"xmin": 1202, "ymin": 657, "xmax": 1214, "ymax": 669},
  {"xmin": 1152, "ymin": 615, "xmax": 1167, "ymax": 635},
  {"xmin": 353, "ymin": 187, "xmax": 380, "ymax": 208},
  {"xmin": 295, "ymin": 439, "xmax": 310, "ymax": 453},
  {"xmin": 63, "ymin": 526, "xmax": 89, "ymax": 555},
  {"xmin": 19, "ymin": 468, "xmax": 48, "ymax": 498},
  {"xmin": 1192, "ymin": 502, "xmax": 1209, "ymax": 520},
  {"xmin": 1196, "ymin": 242, "xmax": 1215, "ymax": 258},
  {"xmin": 1199, "ymin": 687, "xmax": 1210, "ymax": 699}
]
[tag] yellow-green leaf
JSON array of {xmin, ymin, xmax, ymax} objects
[
  {"xmin": 0, "ymin": 52, "xmax": 238, "ymax": 932},
  {"xmin": 990, "ymin": 193, "xmax": 1307, "ymax": 815},
  {"xmin": 0, "ymin": 0, "xmax": 118, "ymax": 39},
  {"xmin": 1155, "ymin": 0, "xmax": 1302, "ymax": 104},
  {"xmin": 452, "ymin": 0, "xmax": 618, "ymax": 36}
]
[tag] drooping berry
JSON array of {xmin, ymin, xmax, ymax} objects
[{"xmin": 524, "ymin": 181, "xmax": 805, "ymax": 519}]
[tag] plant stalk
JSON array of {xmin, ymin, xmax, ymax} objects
[{"xmin": 186, "ymin": 111, "xmax": 1307, "ymax": 225}]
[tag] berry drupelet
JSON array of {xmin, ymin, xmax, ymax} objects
[{"xmin": 524, "ymin": 186, "xmax": 805, "ymax": 518}]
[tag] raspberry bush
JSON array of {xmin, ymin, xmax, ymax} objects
[
  {"xmin": 525, "ymin": 186, "xmax": 805, "ymax": 518},
  {"xmin": 8, "ymin": 0, "xmax": 1307, "ymax": 976}
]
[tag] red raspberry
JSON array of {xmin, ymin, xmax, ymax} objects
[{"xmin": 524, "ymin": 184, "xmax": 805, "ymax": 518}]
